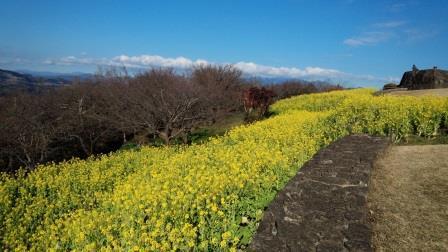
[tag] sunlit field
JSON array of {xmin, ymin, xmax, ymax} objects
[{"xmin": 2, "ymin": 89, "xmax": 448, "ymax": 251}]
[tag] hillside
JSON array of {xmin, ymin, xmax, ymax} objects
[
  {"xmin": 1, "ymin": 89, "xmax": 447, "ymax": 250},
  {"xmin": 0, "ymin": 69, "xmax": 72, "ymax": 95}
]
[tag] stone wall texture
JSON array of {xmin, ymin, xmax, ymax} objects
[{"xmin": 249, "ymin": 135, "xmax": 390, "ymax": 252}]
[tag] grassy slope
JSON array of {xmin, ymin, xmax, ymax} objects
[{"xmin": 1, "ymin": 89, "xmax": 448, "ymax": 250}]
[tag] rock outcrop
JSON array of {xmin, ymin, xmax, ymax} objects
[
  {"xmin": 382, "ymin": 83, "xmax": 398, "ymax": 90},
  {"xmin": 398, "ymin": 65, "xmax": 448, "ymax": 90}
]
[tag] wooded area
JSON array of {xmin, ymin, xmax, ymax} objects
[{"xmin": 0, "ymin": 65, "xmax": 342, "ymax": 172}]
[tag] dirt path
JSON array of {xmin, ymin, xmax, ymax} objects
[
  {"xmin": 383, "ymin": 88, "xmax": 448, "ymax": 97},
  {"xmin": 369, "ymin": 145, "xmax": 448, "ymax": 251}
]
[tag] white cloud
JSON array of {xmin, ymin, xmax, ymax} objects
[
  {"xmin": 50, "ymin": 55, "xmax": 343, "ymax": 79},
  {"xmin": 387, "ymin": 1, "xmax": 420, "ymax": 12},
  {"xmin": 44, "ymin": 54, "xmax": 345, "ymax": 79},
  {"xmin": 344, "ymin": 31, "xmax": 392, "ymax": 46},
  {"xmin": 111, "ymin": 55, "xmax": 209, "ymax": 68},
  {"xmin": 344, "ymin": 18, "xmax": 439, "ymax": 47},
  {"xmin": 233, "ymin": 62, "xmax": 343, "ymax": 78},
  {"xmin": 42, "ymin": 54, "xmax": 395, "ymax": 87},
  {"xmin": 389, "ymin": 3, "xmax": 407, "ymax": 12},
  {"xmin": 44, "ymin": 56, "xmax": 102, "ymax": 65},
  {"xmin": 373, "ymin": 21, "xmax": 406, "ymax": 28},
  {"xmin": 344, "ymin": 3, "xmax": 437, "ymax": 47},
  {"xmin": 404, "ymin": 28, "xmax": 438, "ymax": 42}
]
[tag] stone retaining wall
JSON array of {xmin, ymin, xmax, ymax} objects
[{"xmin": 249, "ymin": 135, "xmax": 390, "ymax": 252}]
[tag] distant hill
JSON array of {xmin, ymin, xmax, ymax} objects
[
  {"xmin": 1, "ymin": 68, "xmax": 335, "ymax": 96},
  {"xmin": 0, "ymin": 69, "xmax": 91, "ymax": 95},
  {"xmin": 17, "ymin": 70, "xmax": 94, "ymax": 81},
  {"xmin": 246, "ymin": 76, "xmax": 333, "ymax": 86}
]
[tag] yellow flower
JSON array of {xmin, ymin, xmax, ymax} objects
[
  {"xmin": 3, "ymin": 88, "xmax": 446, "ymax": 251},
  {"xmin": 220, "ymin": 240, "xmax": 227, "ymax": 248}
]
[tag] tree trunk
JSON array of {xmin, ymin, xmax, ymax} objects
[{"xmin": 159, "ymin": 128, "xmax": 172, "ymax": 145}]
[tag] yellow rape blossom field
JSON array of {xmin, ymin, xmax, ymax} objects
[{"xmin": 1, "ymin": 89, "xmax": 448, "ymax": 251}]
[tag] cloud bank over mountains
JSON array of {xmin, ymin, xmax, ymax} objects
[{"xmin": 43, "ymin": 54, "xmax": 397, "ymax": 86}]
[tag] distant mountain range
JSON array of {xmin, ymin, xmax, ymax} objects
[
  {"xmin": 17, "ymin": 70, "xmax": 94, "ymax": 81},
  {"xmin": 1, "ymin": 68, "xmax": 334, "ymax": 96},
  {"xmin": 252, "ymin": 76, "xmax": 333, "ymax": 86},
  {"xmin": 0, "ymin": 69, "xmax": 93, "ymax": 95}
]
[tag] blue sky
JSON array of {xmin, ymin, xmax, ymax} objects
[{"xmin": 0, "ymin": 0, "xmax": 447, "ymax": 87}]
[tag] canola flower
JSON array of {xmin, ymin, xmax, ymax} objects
[
  {"xmin": 1, "ymin": 89, "xmax": 447, "ymax": 251},
  {"xmin": 270, "ymin": 88, "xmax": 374, "ymax": 114}
]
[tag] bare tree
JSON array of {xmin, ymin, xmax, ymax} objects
[
  {"xmin": 0, "ymin": 65, "xmax": 343, "ymax": 172},
  {"xmin": 54, "ymin": 83, "xmax": 122, "ymax": 157},
  {"xmin": 191, "ymin": 64, "xmax": 243, "ymax": 123},
  {"xmin": 268, "ymin": 80, "xmax": 343, "ymax": 99},
  {"xmin": 104, "ymin": 68, "xmax": 206, "ymax": 145},
  {"xmin": 0, "ymin": 93, "xmax": 58, "ymax": 169}
]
